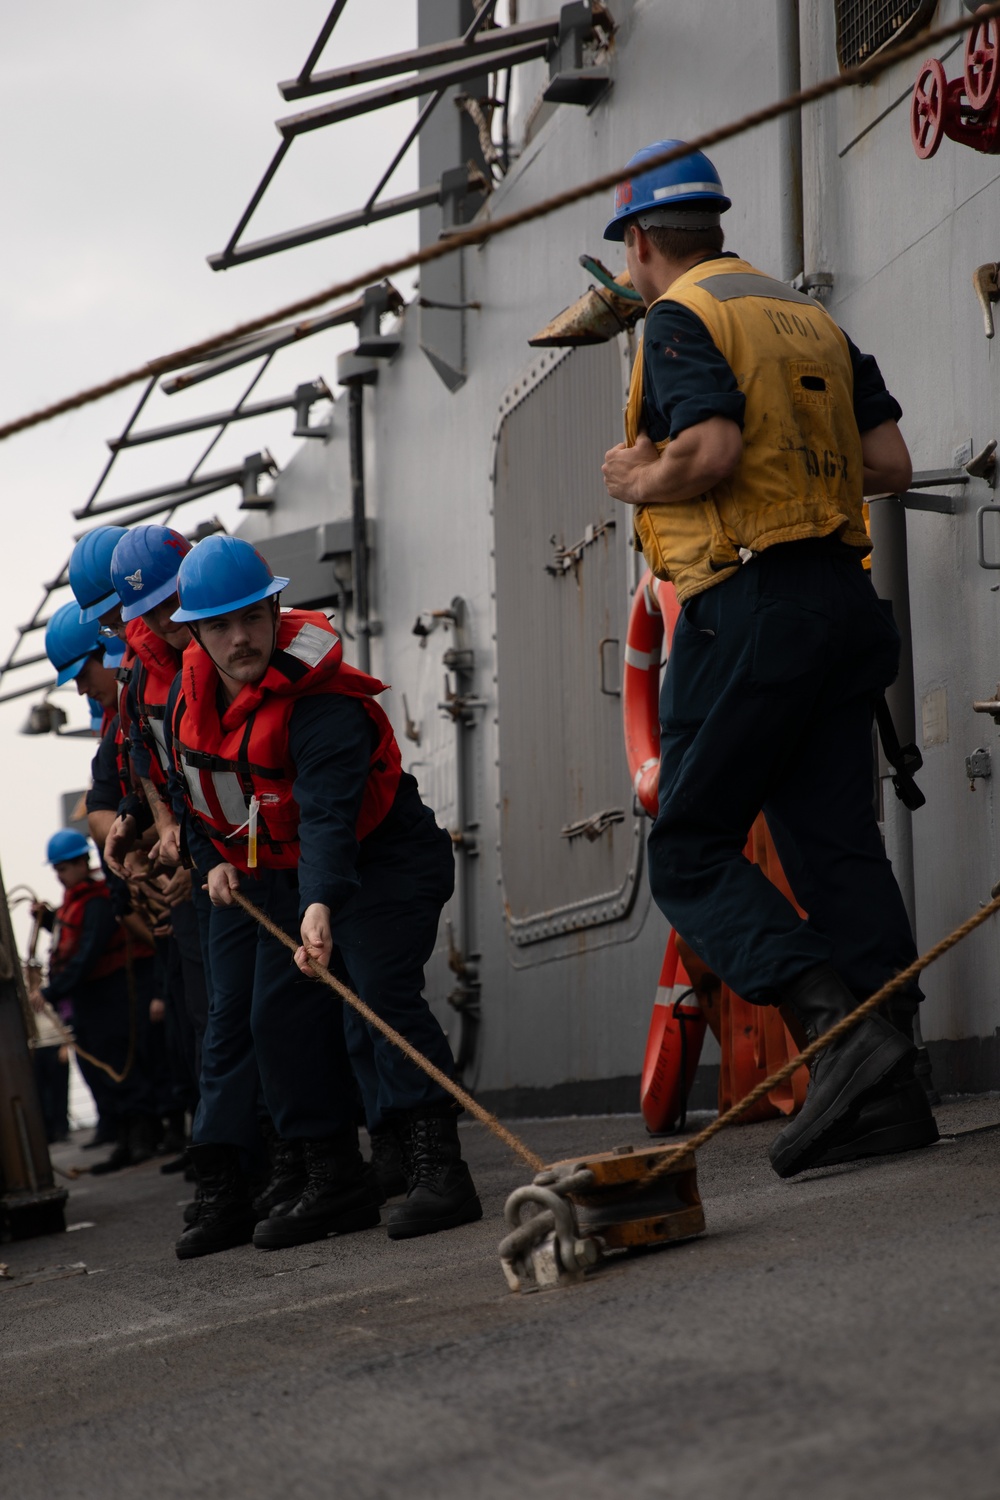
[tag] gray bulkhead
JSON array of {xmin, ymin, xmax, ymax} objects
[{"xmin": 239, "ymin": 0, "xmax": 1000, "ymax": 1103}]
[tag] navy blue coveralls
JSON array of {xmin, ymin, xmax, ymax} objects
[
  {"xmin": 124, "ymin": 678, "xmax": 212, "ymax": 1094},
  {"xmin": 166, "ymin": 681, "xmax": 458, "ymax": 1158},
  {"xmin": 640, "ymin": 289, "xmax": 920, "ymax": 1009}
]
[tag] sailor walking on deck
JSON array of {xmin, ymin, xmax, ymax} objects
[
  {"xmin": 164, "ymin": 535, "xmax": 482, "ymax": 1258},
  {"xmin": 601, "ymin": 141, "xmax": 936, "ymax": 1176}
]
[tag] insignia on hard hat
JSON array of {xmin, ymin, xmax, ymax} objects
[{"xmin": 126, "ymin": 568, "xmax": 143, "ymax": 590}]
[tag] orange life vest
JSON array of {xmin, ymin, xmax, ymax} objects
[
  {"xmin": 125, "ymin": 617, "xmax": 184, "ymax": 792},
  {"xmin": 52, "ymin": 877, "xmax": 151, "ymax": 980},
  {"xmin": 170, "ymin": 609, "xmax": 403, "ymax": 872}
]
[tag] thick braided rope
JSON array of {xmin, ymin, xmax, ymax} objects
[
  {"xmin": 0, "ymin": 0, "xmax": 997, "ymax": 445},
  {"xmin": 230, "ymin": 890, "xmax": 545, "ymax": 1172},
  {"xmin": 642, "ymin": 892, "xmax": 1000, "ymax": 1185}
]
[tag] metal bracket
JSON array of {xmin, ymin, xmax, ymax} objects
[
  {"xmin": 291, "ymin": 379, "xmax": 333, "ymax": 439},
  {"xmin": 543, "ymin": 2, "xmax": 612, "ymax": 109},
  {"xmin": 966, "ymin": 747, "xmax": 992, "ymax": 789},
  {"xmin": 560, "ymin": 808, "xmax": 626, "ymax": 842},
  {"xmin": 239, "ymin": 450, "xmax": 278, "ymax": 510},
  {"xmin": 973, "ymin": 685, "xmax": 1000, "ymax": 724},
  {"xmin": 598, "ymin": 636, "xmax": 621, "ymax": 697},
  {"xmin": 791, "ymin": 270, "xmax": 835, "ymax": 303},
  {"xmin": 546, "ymin": 518, "xmax": 616, "ymax": 575},
  {"xmin": 973, "ymin": 262, "xmax": 1000, "ymax": 338}
]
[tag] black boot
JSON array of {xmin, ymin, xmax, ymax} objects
[
  {"xmin": 252, "ymin": 1129, "xmax": 383, "ymax": 1249},
  {"xmin": 126, "ymin": 1113, "xmax": 159, "ymax": 1166},
  {"xmin": 811, "ymin": 1076, "xmax": 939, "ymax": 1167},
  {"xmin": 252, "ymin": 1135, "xmax": 308, "ymax": 1218},
  {"xmin": 386, "ymin": 1107, "xmax": 482, "ymax": 1241},
  {"xmin": 369, "ymin": 1121, "xmax": 408, "ymax": 1199},
  {"xmin": 174, "ymin": 1144, "xmax": 257, "ymax": 1259},
  {"xmin": 91, "ymin": 1121, "xmax": 132, "ymax": 1175},
  {"xmin": 768, "ymin": 964, "xmax": 915, "ymax": 1179}
]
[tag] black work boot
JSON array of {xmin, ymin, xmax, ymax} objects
[
  {"xmin": 768, "ymin": 964, "xmax": 915, "ymax": 1179},
  {"xmin": 811, "ymin": 1075, "xmax": 939, "ymax": 1168},
  {"xmin": 252, "ymin": 1129, "xmax": 383, "ymax": 1249},
  {"xmin": 386, "ymin": 1107, "xmax": 483, "ymax": 1240},
  {"xmin": 91, "ymin": 1121, "xmax": 132, "ymax": 1175},
  {"xmin": 174, "ymin": 1144, "xmax": 257, "ymax": 1259},
  {"xmin": 368, "ymin": 1121, "xmax": 408, "ymax": 1199},
  {"xmin": 127, "ymin": 1113, "xmax": 159, "ymax": 1166},
  {"xmin": 252, "ymin": 1135, "xmax": 308, "ymax": 1218}
]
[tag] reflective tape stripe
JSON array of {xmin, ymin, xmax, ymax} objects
[
  {"xmin": 285, "ymin": 622, "xmax": 337, "ymax": 669},
  {"xmin": 211, "ymin": 771, "xmax": 251, "ymax": 827},
  {"xmin": 643, "ymin": 579, "xmax": 661, "ymax": 616},
  {"xmin": 652, "ymin": 181, "xmax": 723, "ymax": 200},
  {"xmin": 182, "ymin": 761, "xmax": 212, "ymax": 819},
  {"xmin": 654, "ymin": 984, "xmax": 698, "ymax": 1009},
  {"xmin": 149, "ymin": 717, "xmax": 170, "ymax": 774},
  {"xmin": 625, "ymin": 644, "xmax": 661, "ymax": 671},
  {"xmin": 633, "ymin": 756, "xmax": 659, "ymax": 793}
]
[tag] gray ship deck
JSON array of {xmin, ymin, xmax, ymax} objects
[{"xmin": 3, "ymin": 1099, "xmax": 999, "ymax": 1499}]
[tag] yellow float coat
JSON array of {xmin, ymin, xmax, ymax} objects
[{"xmin": 626, "ymin": 257, "xmax": 869, "ymax": 602}]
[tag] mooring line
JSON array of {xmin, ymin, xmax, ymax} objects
[
  {"xmin": 639, "ymin": 893, "xmax": 1000, "ymax": 1186},
  {"xmin": 230, "ymin": 890, "xmax": 545, "ymax": 1173},
  {"xmin": 0, "ymin": 0, "xmax": 997, "ymax": 444}
]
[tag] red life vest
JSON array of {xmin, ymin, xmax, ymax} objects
[
  {"xmin": 170, "ymin": 609, "xmax": 403, "ymax": 872},
  {"xmin": 125, "ymin": 617, "xmax": 184, "ymax": 792},
  {"xmin": 112, "ymin": 644, "xmax": 137, "ymax": 801},
  {"xmin": 51, "ymin": 877, "xmax": 150, "ymax": 980}
]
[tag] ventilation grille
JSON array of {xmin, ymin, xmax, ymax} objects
[{"xmin": 836, "ymin": 0, "xmax": 937, "ymax": 72}]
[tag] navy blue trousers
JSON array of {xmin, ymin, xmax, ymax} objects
[
  {"xmin": 194, "ymin": 814, "xmax": 457, "ymax": 1155},
  {"xmin": 72, "ymin": 959, "xmax": 159, "ymax": 1123},
  {"xmin": 647, "ymin": 538, "xmax": 920, "ymax": 1007}
]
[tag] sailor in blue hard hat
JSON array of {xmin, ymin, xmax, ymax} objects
[
  {"xmin": 33, "ymin": 826, "xmax": 160, "ymax": 1173},
  {"xmin": 44, "ymin": 601, "xmax": 119, "ymax": 717},
  {"xmin": 69, "ymin": 525, "xmax": 129, "ymax": 636},
  {"xmin": 161, "ymin": 534, "xmax": 481, "ymax": 1259},
  {"xmin": 600, "ymin": 139, "xmax": 934, "ymax": 1179}
]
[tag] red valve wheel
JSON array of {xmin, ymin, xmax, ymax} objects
[
  {"xmin": 965, "ymin": 16, "xmax": 1000, "ymax": 111},
  {"xmin": 911, "ymin": 57, "xmax": 946, "ymax": 159}
]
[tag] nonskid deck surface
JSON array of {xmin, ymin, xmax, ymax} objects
[{"xmin": 2, "ymin": 1099, "xmax": 999, "ymax": 1500}]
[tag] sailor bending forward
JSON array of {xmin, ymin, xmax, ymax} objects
[{"xmin": 165, "ymin": 535, "xmax": 481, "ymax": 1258}]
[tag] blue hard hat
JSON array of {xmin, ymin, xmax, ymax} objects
[
  {"xmin": 46, "ymin": 829, "xmax": 90, "ymax": 865},
  {"xmin": 172, "ymin": 535, "xmax": 288, "ymax": 623},
  {"xmin": 604, "ymin": 140, "xmax": 731, "ymax": 242},
  {"xmin": 111, "ymin": 524, "xmax": 192, "ymax": 622},
  {"xmin": 44, "ymin": 601, "xmax": 103, "ymax": 686},
  {"xmin": 69, "ymin": 526, "xmax": 129, "ymax": 623}
]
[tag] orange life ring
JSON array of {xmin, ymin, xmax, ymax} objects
[
  {"xmin": 622, "ymin": 570, "xmax": 680, "ymax": 817},
  {"xmin": 640, "ymin": 928, "xmax": 707, "ymax": 1133}
]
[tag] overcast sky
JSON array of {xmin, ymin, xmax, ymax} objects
[{"xmin": 0, "ymin": 2, "xmax": 424, "ymax": 939}]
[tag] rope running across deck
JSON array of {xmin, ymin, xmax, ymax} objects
[
  {"xmin": 230, "ymin": 890, "xmax": 545, "ymax": 1173},
  {"xmin": 0, "ymin": 0, "xmax": 998, "ymax": 445},
  {"xmin": 640, "ymin": 892, "xmax": 1000, "ymax": 1186},
  {"xmin": 230, "ymin": 887, "xmax": 1000, "ymax": 1186}
]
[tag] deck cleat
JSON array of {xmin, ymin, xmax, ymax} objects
[{"xmin": 499, "ymin": 1143, "xmax": 705, "ymax": 1292}]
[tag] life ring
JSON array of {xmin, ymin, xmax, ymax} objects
[
  {"xmin": 622, "ymin": 570, "xmax": 680, "ymax": 818},
  {"xmin": 640, "ymin": 929, "xmax": 707, "ymax": 1134}
]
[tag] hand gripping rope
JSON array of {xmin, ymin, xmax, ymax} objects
[
  {"xmin": 228, "ymin": 886, "xmax": 1000, "ymax": 1291},
  {"xmin": 0, "ymin": 1, "xmax": 999, "ymax": 445}
]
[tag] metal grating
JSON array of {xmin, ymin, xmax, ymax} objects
[{"xmin": 835, "ymin": 0, "xmax": 937, "ymax": 72}]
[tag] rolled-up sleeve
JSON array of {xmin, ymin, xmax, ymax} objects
[{"xmin": 641, "ymin": 302, "xmax": 746, "ymax": 443}]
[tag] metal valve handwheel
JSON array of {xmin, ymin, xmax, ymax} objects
[
  {"xmin": 911, "ymin": 57, "xmax": 947, "ymax": 158},
  {"xmin": 965, "ymin": 16, "xmax": 1000, "ymax": 111}
]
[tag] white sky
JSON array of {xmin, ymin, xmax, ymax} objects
[{"xmin": 0, "ymin": 2, "xmax": 426, "ymax": 943}]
